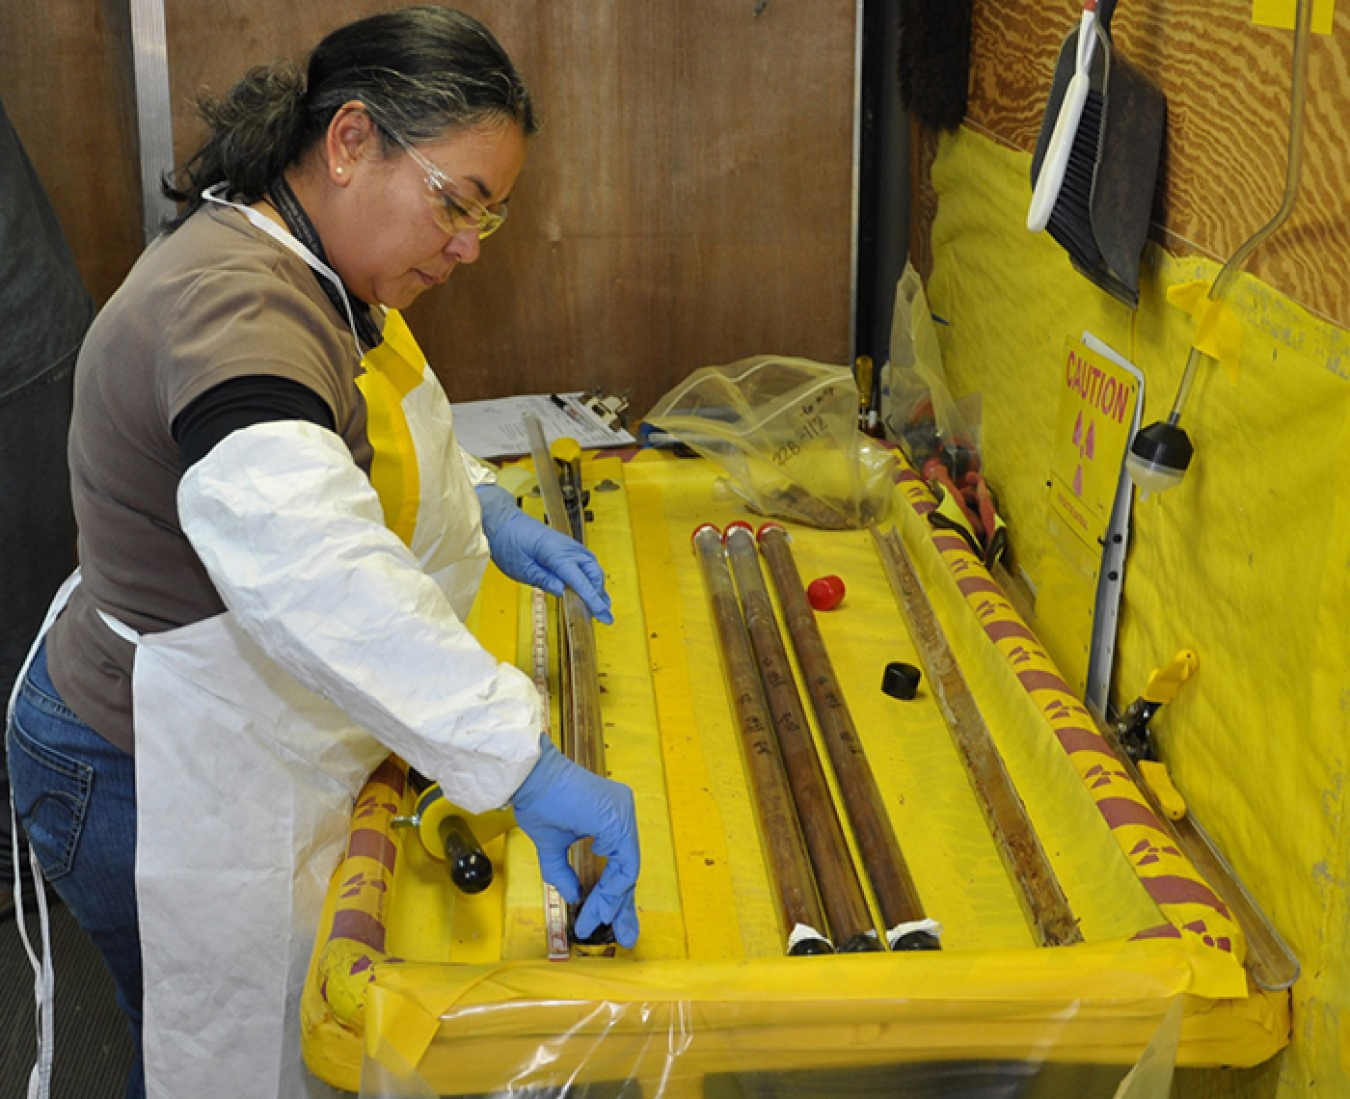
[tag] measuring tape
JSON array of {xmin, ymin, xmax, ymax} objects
[{"xmin": 532, "ymin": 587, "xmax": 572, "ymax": 960}]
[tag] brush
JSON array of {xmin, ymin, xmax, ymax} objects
[
  {"xmin": 1028, "ymin": 0, "xmax": 1164, "ymax": 306},
  {"xmin": 897, "ymin": 0, "xmax": 974, "ymax": 132},
  {"xmin": 1027, "ymin": 0, "xmax": 1104, "ymax": 234}
]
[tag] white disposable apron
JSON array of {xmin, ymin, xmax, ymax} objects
[{"xmin": 118, "ymin": 192, "xmax": 491, "ymax": 1099}]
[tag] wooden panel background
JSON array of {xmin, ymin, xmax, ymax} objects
[
  {"xmin": 913, "ymin": 0, "xmax": 1350, "ymax": 330},
  {"xmin": 0, "ymin": 0, "xmax": 144, "ymax": 304},
  {"xmin": 4, "ymin": 1, "xmax": 858, "ymax": 419}
]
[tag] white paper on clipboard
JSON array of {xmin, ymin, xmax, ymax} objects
[{"xmin": 451, "ymin": 392, "xmax": 635, "ymax": 459}]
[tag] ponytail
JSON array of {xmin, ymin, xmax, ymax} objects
[{"xmin": 162, "ymin": 64, "xmax": 310, "ymax": 229}]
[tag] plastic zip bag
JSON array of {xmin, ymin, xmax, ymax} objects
[
  {"xmin": 646, "ymin": 356, "xmax": 895, "ymax": 529},
  {"xmin": 880, "ymin": 262, "xmax": 980, "ymax": 474}
]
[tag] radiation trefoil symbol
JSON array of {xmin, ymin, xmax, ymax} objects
[{"xmin": 1072, "ymin": 411, "xmax": 1095, "ymax": 497}]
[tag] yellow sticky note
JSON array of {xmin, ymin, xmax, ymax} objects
[{"xmin": 1252, "ymin": 0, "xmax": 1336, "ymax": 34}]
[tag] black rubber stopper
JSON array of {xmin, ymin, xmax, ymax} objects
[
  {"xmin": 442, "ymin": 816, "xmax": 494, "ymax": 895},
  {"xmin": 890, "ymin": 928, "xmax": 942, "ymax": 951},
  {"xmin": 838, "ymin": 933, "xmax": 885, "ymax": 953},
  {"xmin": 449, "ymin": 851, "xmax": 494, "ymax": 895},
  {"xmin": 1129, "ymin": 421, "xmax": 1194, "ymax": 471},
  {"xmin": 787, "ymin": 935, "xmax": 835, "ymax": 956},
  {"xmin": 882, "ymin": 662, "xmax": 922, "ymax": 700}
]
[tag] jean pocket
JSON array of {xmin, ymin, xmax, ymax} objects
[{"xmin": 7, "ymin": 708, "xmax": 94, "ymax": 882}]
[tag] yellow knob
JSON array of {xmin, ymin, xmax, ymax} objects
[
  {"xmin": 1139, "ymin": 760, "xmax": 1187, "ymax": 821},
  {"xmin": 1142, "ymin": 650, "xmax": 1198, "ymax": 705},
  {"xmin": 551, "ymin": 436, "xmax": 583, "ymax": 464}
]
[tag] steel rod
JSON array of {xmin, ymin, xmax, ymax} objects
[
  {"xmin": 524, "ymin": 414, "xmax": 607, "ymax": 938},
  {"xmin": 129, "ymin": 0, "xmax": 178, "ymax": 240},
  {"xmin": 723, "ymin": 524, "xmax": 881, "ymax": 952},
  {"xmin": 757, "ymin": 524, "xmax": 940, "ymax": 950},
  {"xmin": 870, "ymin": 526, "xmax": 1082, "ymax": 947},
  {"xmin": 693, "ymin": 524, "xmax": 833, "ymax": 955}
]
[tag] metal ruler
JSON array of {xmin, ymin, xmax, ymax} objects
[{"xmin": 531, "ymin": 586, "xmax": 571, "ymax": 960}]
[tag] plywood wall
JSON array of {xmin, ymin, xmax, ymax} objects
[
  {"xmin": 913, "ymin": 0, "xmax": 1350, "ymax": 331},
  {"xmin": 404, "ymin": 1, "xmax": 858, "ymax": 416},
  {"xmin": 0, "ymin": 0, "xmax": 144, "ymax": 304},
  {"xmin": 3, "ymin": 1, "xmax": 858, "ymax": 418}
]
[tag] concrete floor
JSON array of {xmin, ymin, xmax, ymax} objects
[{"xmin": 1, "ymin": 895, "xmax": 133, "ymax": 1099}]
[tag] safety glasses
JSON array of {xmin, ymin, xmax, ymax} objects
[{"xmin": 384, "ymin": 128, "xmax": 508, "ymax": 240}]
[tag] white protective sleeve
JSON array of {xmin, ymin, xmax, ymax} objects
[{"xmin": 177, "ymin": 421, "xmax": 540, "ymax": 813}]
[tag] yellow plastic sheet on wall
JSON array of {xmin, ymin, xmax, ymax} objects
[{"xmin": 923, "ymin": 125, "xmax": 1349, "ymax": 1098}]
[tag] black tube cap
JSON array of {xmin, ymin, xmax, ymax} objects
[
  {"xmin": 570, "ymin": 921, "xmax": 617, "ymax": 947},
  {"xmin": 882, "ymin": 662, "xmax": 922, "ymax": 700},
  {"xmin": 890, "ymin": 928, "xmax": 942, "ymax": 951}
]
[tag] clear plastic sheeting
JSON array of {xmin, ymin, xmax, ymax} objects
[
  {"xmin": 645, "ymin": 357, "xmax": 895, "ymax": 529},
  {"xmin": 357, "ymin": 982, "xmax": 1185, "ymax": 1098},
  {"xmin": 880, "ymin": 261, "xmax": 982, "ymax": 472}
]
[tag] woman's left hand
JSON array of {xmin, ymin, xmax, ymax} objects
[{"xmin": 476, "ymin": 484, "xmax": 613, "ymax": 623}]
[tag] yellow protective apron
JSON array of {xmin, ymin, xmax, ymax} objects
[{"xmin": 113, "ymin": 193, "xmax": 492, "ymax": 1099}]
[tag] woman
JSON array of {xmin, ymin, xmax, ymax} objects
[{"xmin": 6, "ymin": 8, "xmax": 640, "ymax": 1098}]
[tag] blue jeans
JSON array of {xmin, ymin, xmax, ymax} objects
[{"xmin": 7, "ymin": 638, "xmax": 144, "ymax": 1099}]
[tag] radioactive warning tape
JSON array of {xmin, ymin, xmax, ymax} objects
[{"xmin": 895, "ymin": 466, "xmax": 1245, "ymax": 995}]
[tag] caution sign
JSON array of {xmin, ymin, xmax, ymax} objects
[
  {"xmin": 1050, "ymin": 340, "xmax": 1140, "ymax": 541},
  {"xmin": 1037, "ymin": 337, "xmax": 1142, "ymax": 698}
]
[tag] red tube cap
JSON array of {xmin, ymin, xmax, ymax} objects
[
  {"xmin": 756, "ymin": 522, "xmax": 788, "ymax": 544},
  {"xmin": 691, "ymin": 523, "xmax": 720, "ymax": 549},
  {"xmin": 807, "ymin": 575, "xmax": 846, "ymax": 611},
  {"xmin": 723, "ymin": 521, "xmax": 755, "ymax": 544}
]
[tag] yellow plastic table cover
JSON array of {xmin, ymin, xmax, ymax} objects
[{"xmin": 300, "ymin": 452, "xmax": 1289, "ymax": 1097}]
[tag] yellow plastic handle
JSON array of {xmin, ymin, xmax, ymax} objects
[
  {"xmin": 1139, "ymin": 760, "xmax": 1187, "ymax": 821},
  {"xmin": 414, "ymin": 785, "xmax": 516, "ymax": 861},
  {"xmin": 1142, "ymin": 649, "xmax": 1198, "ymax": 705},
  {"xmin": 551, "ymin": 436, "xmax": 583, "ymax": 464}
]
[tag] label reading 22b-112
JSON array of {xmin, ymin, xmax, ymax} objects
[{"xmin": 771, "ymin": 410, "xmax": 829, "ymax": 467}]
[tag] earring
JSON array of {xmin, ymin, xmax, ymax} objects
[{"xmin": 335, "ymin": 166, "xmax": 345, "ymax": 176}]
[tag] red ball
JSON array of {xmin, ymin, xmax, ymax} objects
[{"xmin": 807, "ymin": 575, "xmax": 846, "ymax": 611}]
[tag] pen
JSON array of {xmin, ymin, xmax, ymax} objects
[{"xmin": 549, "ymin": 393, "xmax": 584, "ymax": 425}]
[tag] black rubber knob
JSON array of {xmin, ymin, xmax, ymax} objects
[{"xmin": 882, "ymin": 662, "xmax": 922, "ymax": 700}]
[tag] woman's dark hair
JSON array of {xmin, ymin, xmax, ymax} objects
[{"xmin": 162, "ymin": 6, "xmax": 536, "ymax": 229}]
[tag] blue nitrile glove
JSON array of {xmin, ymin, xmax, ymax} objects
[
  {"xmin": 510, "ymin": 735, "xmax": 640, "ymax": 947},
  {"xmin": 476, "ymin": 483, "xmax": 613, "ymax": 624}
]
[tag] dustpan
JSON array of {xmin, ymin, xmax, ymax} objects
[{"xmin": 1029, "ymin": 2, "xmax": 1167, "ymax": 308}]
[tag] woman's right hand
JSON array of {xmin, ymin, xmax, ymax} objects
[
  {"xmin": 476, "ymin": 484, "xmax": 613, "ymax": 623},
  {"xmin": 509, "ymin": 735, "xmax": 640, "ymax": 946}
]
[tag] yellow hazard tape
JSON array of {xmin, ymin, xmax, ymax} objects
[{"xmin": 1167, "ymin": 281, "xmax": 1245, "ymax": 382}]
